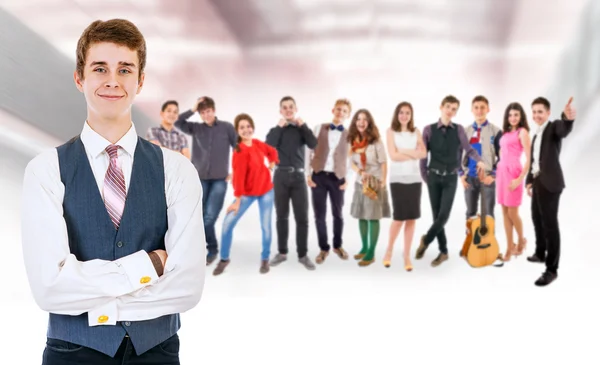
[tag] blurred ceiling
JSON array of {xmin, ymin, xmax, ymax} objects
[{"xmin": 0, "ymin": 0, "xmax": 593, "ymax": 136}]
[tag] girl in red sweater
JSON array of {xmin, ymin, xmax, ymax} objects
[{"xmin": 213, "ymin": 113, "xmax": 279, "ymax": 275}]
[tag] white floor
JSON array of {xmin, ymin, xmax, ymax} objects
[{"xmin": 2, "ymin": 153, "xmax": 598, "ymax": 364}]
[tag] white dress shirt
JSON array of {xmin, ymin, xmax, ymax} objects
[
  {"xmin": 21, "ymin": 121, "xmax": 205, "ymax": 327},
  {"xmin": 306, "ymin": 123, "xmax": 344, "ymax": 175},
  {"xmin": 531, "ymin": 119, "xmax": 549, "ymax": 175}
]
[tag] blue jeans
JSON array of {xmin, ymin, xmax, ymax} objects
[
  {"xmin": 220, "ymin": 188, "xmax": 274, "ymax": 261},
  {"xmin": 201, "ymin": 179, "xmax": 228, "ymax": 256}
]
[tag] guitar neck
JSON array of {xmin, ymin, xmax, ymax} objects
[{"xmin": 480, "ymin": 180, "xmax": 486, "ymax": 228}]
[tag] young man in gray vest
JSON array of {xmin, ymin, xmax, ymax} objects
[
  {"xmin": 21, "ymin": 19, "xmax": 205, "ymax": 365},
  {"xmin": 306, "ymin": 99, "xmax": 352, "ymax": 264},
  {"xmin": 417, "ymin": 95, "xmax": 485, "ymax": 267}
]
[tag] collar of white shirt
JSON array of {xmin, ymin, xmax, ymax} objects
[
  {"xmin": 535, "ymin": 119, "xmax": 549, "ymax": 136},
  {"xmin": 80, "ymin": 121, "xmax": 139, "ymax": 158}
]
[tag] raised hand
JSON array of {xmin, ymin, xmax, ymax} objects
[
  {"xmin": 278, "ymin": 118, "xmax": 287, "ymax": 127},
  {"xmin": 563, "ymin": 97, "xmax": 576, "ymax": 120}
]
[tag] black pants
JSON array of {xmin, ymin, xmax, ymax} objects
[
  {"xmin": 311, "ymin": 171, "xmax": 346, "ymax": 251},
  {"xmin": 531, "ymin": 178, "xmax": 562, "ymax": 273},
  {"xmin": 42, "ymin": 335, "xmax": 180, "ymax": 365},
  {"xmin": 274, "ymin": 169, "xmax": 309, "ymax": 257},
  {"xmin": 424, "ymin": 171, "xmax": 458, "ymax": 254}
]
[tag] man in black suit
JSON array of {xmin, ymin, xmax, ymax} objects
[{"xmin": 525, "ymin": 96, "xmax": 576, "ymax": 286}]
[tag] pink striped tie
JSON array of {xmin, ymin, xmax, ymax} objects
[{"xmin": 104, "ymin": 145, "xmax": 127, "ymax": 229}]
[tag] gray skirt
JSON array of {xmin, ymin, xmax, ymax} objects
[{"xmin": 350, "ymin": 182, "xmax": 391, "ymax": 220}]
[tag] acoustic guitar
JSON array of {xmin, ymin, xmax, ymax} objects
[{"xmin": 464, "ymin": 177, "xmax": 500, "ymax": 268}]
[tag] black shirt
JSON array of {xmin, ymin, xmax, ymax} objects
[{"xmin": 266, "ymin": 123, "xmax": 317, "ymax": 169}]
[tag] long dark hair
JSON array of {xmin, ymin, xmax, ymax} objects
[
  {"xmin": 347, "ymin": 109, "xmax": 380, "ymax": 144},
  {"xmin": 502, "ymin": 102, "xmax": 530, "ymax": 133},
  {"xmin": 390, "ymin": 101, "xmax": 415, "ymax": 132},
  {"xmin": 234, "ymin": 113, "xmax": 255, "ymax": 152}
]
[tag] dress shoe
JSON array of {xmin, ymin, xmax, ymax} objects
[
  {"xmin": 534, "ymin": 271, "xmax": 557, "ymax": 286},
  {"xmin": 527, "ymin": 254, "xmax": 545, "ymax": 263}
]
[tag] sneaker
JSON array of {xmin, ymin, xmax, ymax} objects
[
  {"xmin": 270, "ymin": 253, "xmax": 287, "ymax": 266},
  {"xmin": 299, "ymin": 256, "xmax": 316, "ymax": 270},
  {"xmin": 259, "ymin": 260, "xmax": 270, "ymax": 274}
]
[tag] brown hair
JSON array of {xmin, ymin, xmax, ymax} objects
[
  {"xmin": 472, "ymin": 95, "xmax": 489, "ymax": 106},
  {"xmin": 390, "ymin": 102, "xmax": 415, "ymax": 132},
  {"xmin": 76, "ymin": 19, "xmax": 146, "ymax": 81},
  {"xmin": 503, "ymin": 102, "xmax": 530, "ymax": 133},
  {"xmin": 280, "ymin": 96, "xmax": 296, "ymax": 106},
  {"xmin": 531, "ymin": 96, "xmax": 550, "ymax": 111},
  {"xmin": 197, "ymin": 96, "xmax": 215, "ymax": 112},
  {"xmin": 334, "ymin": 98, "xmax": 352, "ymax": 113},
  {"xmin": 234, "ymin": 113, "xmax": 255, "ymax": 152},
  {"xmin": 441, "ymin": 94, "xmax": 460, "ymax": 107},
  {"xmin": 347, "ymin": 109, "xmax": 380, "ymax": 145}
]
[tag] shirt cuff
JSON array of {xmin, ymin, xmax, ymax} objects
[
  {"xmin": 115, "ymin": 250, "xmax": 159, "ymax": 293},
  {"xmin": 88, "ymin": 300, "xmax": 118, "ymax": 326}
]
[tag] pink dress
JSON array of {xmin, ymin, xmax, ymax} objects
[{"xmin": 496, "ymin": 128, "xmax": 524, "ymax": 207}]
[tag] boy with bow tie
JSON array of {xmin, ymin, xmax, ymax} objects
[{"xmin": 306, "ymin": 99, "xmax": 352, "ymax": 264}]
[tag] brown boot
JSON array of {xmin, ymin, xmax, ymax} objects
[
  {"xmin": 259, "ymin": 260, "xmax": 269, "ymax": 274},
  {"xmin": 213, "ymin": 260, "xmax": 229, "ymax": 275}
]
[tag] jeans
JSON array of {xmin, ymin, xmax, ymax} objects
[
  {"xmin": 273, "ymin": 170, "xmax": 309, "ymax": 257},
  {"xmin": 42, "ymin": 335, "xmax": 180, "ymax": 365},
  {"xmin": 220, "ymin": 189, "xmax": 274, "ymax": 261},
  {"xmin": 424, "ymin": 172, "xmax": 458, "ymax": 254},
  {"xmin": 201, "ymin": 179, "xmax": 228, "ymax": 256},
  {"xmin": 464, "ymin": 175, "xmax": 496, "ymax": 218}
]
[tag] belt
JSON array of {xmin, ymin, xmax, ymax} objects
[
  {"xmin": 276, "ymin": 166, "xmax": 304, "ymax": 173},
  {"xmin": 429, "ymin": 168, "xmax": 456, "ymax": 176}
]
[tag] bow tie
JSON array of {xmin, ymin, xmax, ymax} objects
[{"xmin": 330, "ymin": 124, "xmax": 344, "ymax": 131}]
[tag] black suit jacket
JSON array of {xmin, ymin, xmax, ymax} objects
[{"xmin": 525, "ymin": 113, "xmax": 575, "ymax": 193}]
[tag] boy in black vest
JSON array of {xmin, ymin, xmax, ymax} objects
[{"xmin": 417, "ymin": 95, "xmax": 485, "ymax": 267}]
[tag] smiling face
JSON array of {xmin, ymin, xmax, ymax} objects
[
  {"xmin": 237, "ymin": 119, "xmax": 254, "ymax": 141},
  {"xmin": 356, "ymin": 112, "xmax": 369, "ymax": 133},
  {"xmin": 508, "ymin": 109, "xmax": 521, "ymax": 129},
  {"xmin": 161, "ymin": 103, "xmax": 179, "ymax": 125},
  {"xmin": 74, "ymin": 42, "xmax": 144, "ymax": 122},
  {"xmin": 440, "ymin": 102, "xmax": 459, "ymax": 121},
  {"xmin": 332, "ymin": 103, "xmax": 351, "ymax": 123},
  {"xmin": 398, "ymin": 106, "xmax": 412, "ymax": 126},
  {"xmin": 471, "ymin": 101, "xmax": 489, "ymax": 122},
  {"xmin": 280, "ymin": 99, "xmax": 297, "ymax": 121},
  {"xmin": 532, "ymin": 103, "xmax": 550, "ymax": 126}
]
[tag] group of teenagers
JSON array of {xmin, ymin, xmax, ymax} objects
[
  {"xmin": 20, "ymin": 18, "xmax": 576, "ymax": 364},
  {"xmin": 151, "ymin": 92, "xmax": 576, "ymax": 288}
]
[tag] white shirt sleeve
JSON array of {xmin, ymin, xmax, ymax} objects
[
  {"xmin": 21, "ymin": 149, "xmax": 159, "ymax": 317},
  {"xmin": 87, "ymin": 149, "xmax": 205, "ymax": 326}
]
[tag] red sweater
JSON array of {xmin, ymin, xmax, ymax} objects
[{"xmin": 232, "ymin": 139, "xmax": 279, "ymax": 197}]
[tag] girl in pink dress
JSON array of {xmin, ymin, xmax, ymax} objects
[{"xmin": 496, "ymin": 102, "xmax": 531, "ymax": 262}]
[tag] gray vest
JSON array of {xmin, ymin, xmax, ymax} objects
[{"xmin": 51, "ymin": 136, "xmax": 179, "ymax": 357}]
